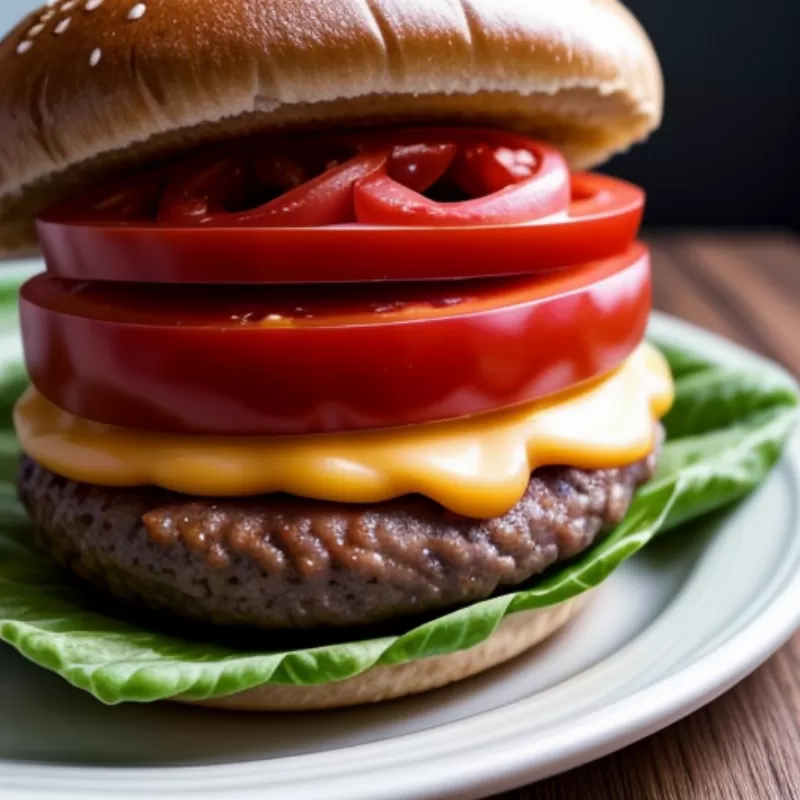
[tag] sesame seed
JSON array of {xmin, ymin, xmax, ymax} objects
[
  {"xmin": 28, "ymin": 23, "xmax": 45, "ymax": 37},
  {"xmin": 46, "ymin": 0, "xmax": 58, "ymax": 7},
  {"xmin": 89, "ymin": 47, "xmax": 102, "ymax": 66},
  {"xmin": 61, "ymin": 0, "xmax": 77, "ymax": 10},
  {"xmin": 127, "ymin": 3, "xmax": 146, "ymax": 20},
  {"xmin": 16, "ymin": 40, "xmax": 33, "ymax": 54},
  {"xmin": 54, "ymin": 16, "xmax": 71, "ymax": 33},
  {"xmin": 84, "ymin": 0, "xmax": 104, "ymax": 9},
  {"xmin": 40, "ymin": 10, "xmax": 55, "ymax": 21}
]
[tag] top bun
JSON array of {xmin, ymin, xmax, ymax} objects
[{"xmin": 0, "ymin": 0, "xmax": 662, "ymax": 253}]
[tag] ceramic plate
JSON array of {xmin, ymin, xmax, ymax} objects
[{"xmin": 0, "ymin": 258, "xmax": 798, "ymax": 799}]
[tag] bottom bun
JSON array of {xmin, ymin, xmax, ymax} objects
[{"xmin": 177, "ymin": 595, "xmax": 590, "ymax": 712}]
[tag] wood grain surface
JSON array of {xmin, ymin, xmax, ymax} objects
[{"xmin": 494, "ymin": 232, "xmax": 800, "ymax": 800}]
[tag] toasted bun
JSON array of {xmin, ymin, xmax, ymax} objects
[
  {"xmin": 177, "ymin": 596, "xmax": 588, "ymax": 712},
  {"xmin": 0, "ymin": 0, "xmax": 662, "ymax": 253}
]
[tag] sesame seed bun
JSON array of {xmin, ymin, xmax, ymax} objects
[
  {"xmin": 0, "ymin": 0, "xmax": 662, "ymax": 253},
  {"xmin": 179, "ymin": 597, "xmax": 589, "ymax": 711}
]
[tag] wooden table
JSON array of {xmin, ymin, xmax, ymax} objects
[{"xmin": 496, "ymin": 232, "xmax": 800, "ymax": 799}]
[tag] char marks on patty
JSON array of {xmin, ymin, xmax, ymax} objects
[{"xmin": 18, "ymin": 445, "xmax": 658, "ymax": 630}]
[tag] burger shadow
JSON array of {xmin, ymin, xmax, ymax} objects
[{"xmin": 82, "ymin": 586, "xmax": 448, "ymax": 652}]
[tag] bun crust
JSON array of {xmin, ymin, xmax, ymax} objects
[
  {"xmin": 178, "ymin": 596, "xmax": 589, "ymax": 711},
  {"xmin": 0, "ymin": 0, "xmax": 661, "ymax": 253}
]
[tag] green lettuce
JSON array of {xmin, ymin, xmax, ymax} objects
[{"xmin": 0, "ymin": 295, "xmax": 795, "ymax": 704}]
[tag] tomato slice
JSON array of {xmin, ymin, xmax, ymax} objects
[
  {"xmin": 36, "ymin": 129, "xmax": 643, "ymax": 284},
  {"xmin": 37, "ymin": 171, "xmax": 643, "ymax": 284},
  {"xmin": 20, "ymin": 245, "xmax": 652, "ymax": 436}
]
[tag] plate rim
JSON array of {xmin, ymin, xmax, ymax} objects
[{"xmin": 0, "ymin": 309, "xmax": 798, "ymax": 799}]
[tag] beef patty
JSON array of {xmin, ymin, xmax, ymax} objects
[{"xmin": 18, "ymin": 448, "xmax": 658, "ymax": 630}]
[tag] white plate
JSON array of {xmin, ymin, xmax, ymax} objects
[{"xmin": 0, "ymin": 265, "xmax": 797, "ymax": 799}]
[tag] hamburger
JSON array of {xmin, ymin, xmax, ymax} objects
[{"xmin": 0, "ymin": 0, "xmax": 672, "ymax": 709}]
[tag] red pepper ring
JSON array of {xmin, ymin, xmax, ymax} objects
[
  {"xmin": 152, "ymin": 135, "xmax": 569, "ymax": 228},
  {"xmin": 37, "ymin": 171, "xmax": 644, "ymax": 283},
  {"xmin": 387, "ymin": 143, "xmax": 458, "ymax": 193},
  {"xmin": 43, "ymin": 129, "xmax": 574, "ymax": 230},
  {"xmin": 354, "ymin": 141, "xmax": 570, "ymax": 226},
  {"xmin": 159, "ymin": 150, "xmax": 390, "ymax": 228},
  {"xmin": 157, "ymin": 154, "xmax": 249, "ymax": 225}
]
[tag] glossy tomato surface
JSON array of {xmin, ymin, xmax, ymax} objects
[
  {"xmin": 21, "ymin": 245, "xmax": 652, "ymax": 436},
  {"xmin": 37, "ymin": 128, "xmax": 643, "ymax": 284}
]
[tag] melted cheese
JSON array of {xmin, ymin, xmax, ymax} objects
[{"xmin": 14, "ymin": 344, "xmax": 674, "ymax": 519}]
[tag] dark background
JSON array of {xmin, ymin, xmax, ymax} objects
[
  {"xmin": 607, "ymin": 0, "xmax": 800, "ymax": 228},
  {"xmin": 3, "ymin": 1, "xmax": 799, "ymax": 228}
]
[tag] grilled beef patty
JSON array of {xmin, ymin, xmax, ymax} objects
[{"xmin": 18, "ymin": 448, "xmax": 658, "ymax": 630}]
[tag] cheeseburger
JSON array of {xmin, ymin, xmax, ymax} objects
[{"xmin": 0, "ymin": 0, "xmax": 671, "ymax": 709}]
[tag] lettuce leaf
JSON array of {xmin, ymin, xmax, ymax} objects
[{"xmin": 0, "ymin": 311, "xmax": 795, "ymax": 704}]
